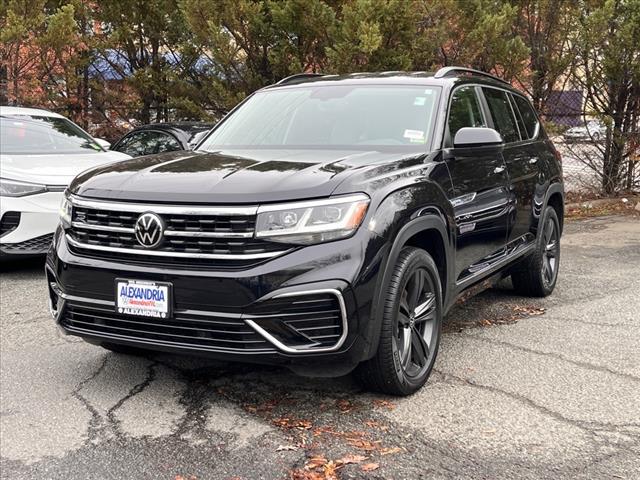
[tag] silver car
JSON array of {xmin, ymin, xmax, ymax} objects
[{"xmin": 563, "ymin": 120, "xmax": 606, "ymax": 143}]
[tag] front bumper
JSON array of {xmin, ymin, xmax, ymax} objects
[
  {"xmin": 47, "ymin": 227, "xmax": 388, "ymax": 376},
  {"xmin": 1, "ymin": 192, "xmax": 62, "ymax": 256}
]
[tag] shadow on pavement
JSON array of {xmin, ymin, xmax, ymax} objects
[{"xmin": 0, "ymin": 255, "xmax": 46, "ymax": 274}]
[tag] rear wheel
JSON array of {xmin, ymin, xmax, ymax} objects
[
  {"xmin": 511, "ymin": 206, "xmax": 561, "ymax": 297},
  {"xmin": 356, "ymin": 247, "xmax": 442, "ymax": 396}
]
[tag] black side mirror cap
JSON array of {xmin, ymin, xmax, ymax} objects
[{"xmin": 453, "ymin": 127, "xmax": 503, "ymax": 148}]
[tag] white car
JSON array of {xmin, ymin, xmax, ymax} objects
[
  {"xmin": 563, "ymin": 120, "xmax": 607, "ymax": 143},
  {"xmin": 0, "ymin": 106, "xmax": 131, "ymax": 259}
]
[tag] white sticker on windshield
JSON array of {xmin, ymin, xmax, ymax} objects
[
  {"xmin": 414, "ymin": 97, "xmax": 426, "ymax": 106},
  {"xmin": 403, "ymin": 129, "xmax": 425, "ymax": 141}
]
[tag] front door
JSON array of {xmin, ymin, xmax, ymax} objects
[{"xmin": 443, "ymin": 86, "xmax": 510, "ymax": 283}]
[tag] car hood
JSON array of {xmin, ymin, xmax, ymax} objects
[
  {"xmin": 1, "ymin": 150, "xmax": 131, "ymax": 186},
  {"xmin": 69, "ymin": 148, "xmax": 424, "ymax": 203}
]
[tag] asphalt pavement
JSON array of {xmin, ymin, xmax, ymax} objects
[{"xmin": 1, "ymin": 215, "xmax": 639, "ymax": 479}]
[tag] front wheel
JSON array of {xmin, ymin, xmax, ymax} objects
[
  {"xmin": 356, "ymin": 247, "xmax": 442, "ymax": 396},
  {"xmin": 511, "ymin": 206, "xmax": 561, "ymax": 297}
]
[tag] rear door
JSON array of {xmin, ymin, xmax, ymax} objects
[
  {"xmin": 444, "ymin": 85, "xmax": 510, "ymax": 283},
  {"xmin": 481, "ymin": 88, "xmax": 540, "ymax": 246}
]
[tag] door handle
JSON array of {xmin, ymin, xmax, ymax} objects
[
  {"xmin": 494, "ymin": 166, "xmax": 505, "ymax": 174},
  {"xmin": 529, "ymin": 157, "xmax": 539, "ymax": 164}
]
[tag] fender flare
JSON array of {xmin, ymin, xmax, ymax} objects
[
  {"xmin": 362, "ymin": 213, "xmax": 454, "ymax": 360},
  {"xmin": 542, "ymin": 182, "xmax": 565, "ymax": 234}
]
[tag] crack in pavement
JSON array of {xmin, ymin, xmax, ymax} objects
[
  {"xmin": 71, "ymin": 355, "xmax": 110, "ymax": 445},
  {"xmin": 460, "ymin": 334, "xmax": 640, "ymax": 383},
  {"xmin": 435, "ymin": 371, "xmax": 640, "ymax": 441},
  {"xmin": 72, "ymin": 356, "xmax": 162, "ymax": 443},
  {"xmin": 105, "ymin": 360, "xmax": 159, "ymax": 439},
  {"xmin": 555, "ymin": 317, "xmax": 638, "ymax": 328}
]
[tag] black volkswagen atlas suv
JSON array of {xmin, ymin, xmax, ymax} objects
[{"xmin": 47, "ymin": 68, "xmax": 564, "ymax": 396}]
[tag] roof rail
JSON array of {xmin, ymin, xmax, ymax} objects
[
  {"xmin": 276, "ymin": 73, "xmax": 326, "ymax": 85},
  {"xmin": 433, "ymin": 66, "xmax": 510, "ymax": 85}
]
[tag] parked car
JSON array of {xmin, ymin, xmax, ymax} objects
[
  {"xmin": 0, "ymin": 106, "xmax": 131, "ymax": 258},
  {"xmin": 563, "ymin": 120, "xmax": 606, "ymax": 143},
  {"xmin": 47, "ymin": 68, "xmax": 564, "ymax": 395},
  {"xmin": 110, "ymin": 122, "xmax": 215, "ymax": 157}
]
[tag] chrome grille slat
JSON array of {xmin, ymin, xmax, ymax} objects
[
  {"xmin": 67, "ymin": 196, "xmax": 292, "ymax": 268},
  {"xmin": 67, "ymin": 310, "xmax": 256, "ymax": 335},
  {"xmin": 66, "ymin": 234, "xmax": 288, "ymax": 260}
]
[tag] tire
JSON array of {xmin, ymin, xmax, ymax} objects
[
  {"xmin": 99, "ymin": 342, "xmax": 149, "ymax": 356},
  {"xmin": 511, "ymin": 206, "xmax": 561, "ymax": 297},
  {"xmin": 356, "ymin": 247, "xmax": 442, "ymax": 396}
]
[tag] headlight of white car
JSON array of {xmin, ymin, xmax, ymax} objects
[
  {"xmin": 59, "ymin": 194, "xmax": 72, "ymax": 228},
  {"xmin": 0, "ymin": 178, "xmax": 47, "ymax": 197},
  {"xmin": 255, "ymin": 194, "xmax": 370, "ymax": 245}
]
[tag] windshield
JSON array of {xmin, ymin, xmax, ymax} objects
[
  {"xmin": 198, "ymin": 85, "xmax": 440, "ymax": 151},
  {"xmin": 0, "ymin": 116, "xmax": 103, "ymax": 154}
]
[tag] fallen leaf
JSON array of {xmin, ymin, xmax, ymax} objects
[
  {"xmin": 347, "ymin": 438, "xmax": 381, "ymax": 451},
  {"xmin": 336, "ymin": 399, "xmax": 353, "ymax": 413},
  {"xmin": 305, "ymin": 456, "xmax": 328, "ymax": 469},
  {"xmin": 361, "ymin": 463, "xmax": 380, "ymax": 472},
  {"xmin": 380, "ymin": 446, "xmax": 403, "ymax": 455},
  {"xmin": 274, "ymin": 418, "xmax": 313, "ymax": 430},
  {"xmin": 323, "ymin": 461, "xmax": 341, "ymax": 479},
  {"xmin": 338, "ymin": 454, "xmax": 367, "ymax": 465},
  {"xmin": 372, "ymin": 399, "xmax": 396, "ymax": 410},
  {"xmin": 277, "ymin": 445, "xmax": 298, "ymax": 452}
]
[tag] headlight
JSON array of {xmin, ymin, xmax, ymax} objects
[
  {"xmin": 0, "ymin": 178, "xmax": 47, "ymax": 197},
  {"xmin": 59, "ymin": 194, "xmax": 72, "ymax": 228},
  {"xmin": 255, "ymin": 194, "xmax": 370, "ymax": 245}
]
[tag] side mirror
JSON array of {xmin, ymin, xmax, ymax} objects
[
  {"xmin": 453, "ymin": 127, "xmax": 503, "ymax": 148},
  {"xmin": 95, "ymin": 138, "xmax": 111, "ymax": 150}
]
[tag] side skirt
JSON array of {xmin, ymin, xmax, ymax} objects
[{"xmin": 455, "ymin": 234, "xmax": 535, "ymax": 294}]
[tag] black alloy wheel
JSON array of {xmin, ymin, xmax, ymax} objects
[
  {"xmin": 512, "ymin": 206, "xmax": 561, "ymax": 297},
  {"xmin": 356, "ymin": 247, "xmax": 442, "ymax": 396},
  {"xmin": 395, "ymin": 267, "xmax": 439, "ymax": 380},
  {"xmin": 540, "ymin": 214, "xmax": 560, "ymax": 289}
]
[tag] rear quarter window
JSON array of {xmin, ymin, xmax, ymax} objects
[{"xmin": 512, "ymin": 95, "xmax": 541, "ymax": 139}]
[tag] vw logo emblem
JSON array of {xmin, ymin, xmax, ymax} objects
[{"xmin": 134, "ymin": 212, "xmax": 164, "ymax": 248}]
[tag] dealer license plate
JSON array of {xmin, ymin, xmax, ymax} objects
[{"xmin": 116, "ymin": 279, "xmax": 171, "ymax": 319}]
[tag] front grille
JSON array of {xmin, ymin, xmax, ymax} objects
[
  {"xmin": 74, "ymin": 206, "xmax": 257, "ymax": 234},
  {"xmin": 66, "ymin": 197, "xmax": 292, "ymax": 269},
  {"xmin": 56, "ymin": 290, "xmax": 347, "ymax": 354},
  {"xmin": 0, "ymin": 212, "xmax": 20, "ymax": 237},
  {"xmin": 60, "ymin": 300, "xmax": 274, "ymax": 353},
  {"xmin": 1, "ymin": 233, "xmax": 52, "ymax": 254}
]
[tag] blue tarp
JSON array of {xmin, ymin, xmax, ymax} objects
[{"xmin": 88, "ymin": 49, "xmax": 212, "ymax": 80}]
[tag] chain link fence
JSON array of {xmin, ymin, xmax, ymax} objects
[{"xmin": 541, "ymin": 90, "xmax": 640, "ymax": 198}]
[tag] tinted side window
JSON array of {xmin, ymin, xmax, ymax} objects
[
  {"xmin": 448, "ymin": 86, "xmax": 486, "ymax": 140},
  {"xmin": 512, "ymin": 95, "xmax": 540, "ymax": 139},
  {"xmin": 154, "ymin": 132, "xmax": 182, "ymax": 153},
  {"xmin": 482, "ymin": 88, "xmax": 520, "ymax": 143}
]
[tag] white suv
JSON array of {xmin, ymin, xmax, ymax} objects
[{"xmin": 0, "ymin": 106, "xmax": 131, "ymax": 259}]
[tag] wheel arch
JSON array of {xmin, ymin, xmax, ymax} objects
[
  {"xmin": 544, "ymin": 183, "xmax": 565, "ymax": 235},
  {"xmin": 362, "ymin": 212, "xmax": 454, "ymax": 360}
]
